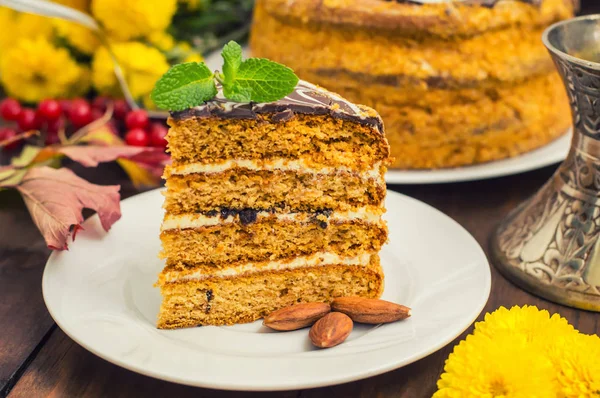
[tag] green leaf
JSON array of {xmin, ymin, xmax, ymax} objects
[
  {"xmin": 223, "ymin": 84, "xmax": 251, "ymax": 102},
  {"xmin": 151, "ymin": 62, "xmax": 217, "ymax": 111},
  {"xmin": 221, "ymin": 40, "xmax": 243, "ymax": 87},
  {"xmin": 230, "ymin": 58, "xmax": 299, "ymax": 103}
]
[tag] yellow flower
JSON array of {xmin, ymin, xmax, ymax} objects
[
  {"xmin": 91, "ymin": 0, "xmax": 177, "ymax": 40},
  {"xmin": 174, "ymin": 41, "xmax": 192, "ymax": 53},
  {"xmin": 0, "ymin": 7, "xmax": 54, "ymax": 53},
  {"xmin": 0, "ymin": 37, "xmax": 89, "ymax": 102},
  {"xmin": 169, "ymin": 41, "xmax": 203, "ymax": 64},
  {"xmin": 549, "ymin": 333, "xmax": 600, "ymax": 398},
  {"xmin": 434, "ymin": 332, "xmax": 556, "ymax": 398},
  {"xmin": 54, "ymin": 21, "xmax": 101, "ymax": 54},
  {"xmin": 148, "ymin": 31, "xmax": 175, "ymax": 52},
  {"xmin": 474, "ymin": 305, "xmax": 577, "ymax": 345},
  {"xmin": 92, "ymin": 41, "xmax": 169, "ymax": 99},
  {"xmin": 183, "ymin": 53, "xmax": 204, "ymax": 64}
]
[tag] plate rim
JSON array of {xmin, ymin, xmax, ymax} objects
[
  {"xmin": 42, "ymin": 189, "xmax": 491, "ymax": 391},
  {"xmin": 385, "ymin": 130, "xmax": 571, "ymax": 185}
]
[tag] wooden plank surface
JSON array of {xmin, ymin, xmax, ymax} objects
[
  {"xmin": 0, "ymin": 164, "xmax": 139, "ymax": 397},
  {"xmin": 5, "ymin": 165, "xmax": 599, "ymax": 398},
  {"xmin": 0, "ymin": 190, "xmax": 54, "ymax": 396},
  {"xmin": 3, "ymin": 3, "xmax": 600, "ymax": 396}
]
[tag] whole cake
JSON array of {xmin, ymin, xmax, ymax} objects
[
  {"xmin": 250, "ymin": 0, "xmax": 577, "ymax": 169},
  {"xmin": 157, "ymin": 81, "xmax": 390, "ymax": 329}
]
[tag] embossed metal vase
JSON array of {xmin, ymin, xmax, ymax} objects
[{"xmin": 491, "ymin": 15, "xmax": 600, "ymax": 311}]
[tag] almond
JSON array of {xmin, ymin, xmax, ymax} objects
[
  {"xmin": 309, "ymin": 312, "xmax": 353, "ymax": 348},
  {"xmin": 263, "ymin": 302, "xmax": 331, "ymax": 331},
  {"xmin": 331, "ymin": 297, "xmax": 411, "ymax": 324}
]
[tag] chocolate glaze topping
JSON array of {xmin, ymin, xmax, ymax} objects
[
  {"xmin": 171, "ymin": 80, "xmax": 384, "ymax": 134},
  {"xmin": 392, "ymin": 0, "xmax": 540, "ymax": 6}
]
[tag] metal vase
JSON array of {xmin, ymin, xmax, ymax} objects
[{"xmin": 491, "ymin": 15, "xmax": 600, "ymax": 311}]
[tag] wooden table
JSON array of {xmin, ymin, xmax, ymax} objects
[{"xmin": 1, "ymin": 162, "xmax": 599, "ymax": 398}]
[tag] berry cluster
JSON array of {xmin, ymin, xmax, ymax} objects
[{"xmin": 0, "ymin": 97, "xmax": 168, "ymax": 150}]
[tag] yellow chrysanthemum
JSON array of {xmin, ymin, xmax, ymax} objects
[
  {"xmin": 174, "ymin": 41, "xmax": 192, "ymax": 53},
  {"xmin": 168, "ymin": 41, "xmax": 203, "ymax": 64},
  {"xmin": 183, "ymin": 53, "xmax": 204, "ymax": 64},
  {"xmin": 548, "ymin": 333, "xmax": 600, "ymax": 398},
  {"xmin": 91, "ymin": 0, "xmax": 177, "ymax": 40},
  {"xmin": 92, "ymin": 41, "xmax": 169, "ymax": 99},
  {"xmin": 0, "ymin": 9, "xmax": 15, "ymax": 52},
  {"xmin": 148, "ymin": 31, "xmax": 175, "ymax": 51},
  {"xmin": 54, "ymin": 21, "xmax": 100, "ymax": 54},
  {"xmin": 0, "ymin": 7, "xmax": 54, "ymax": 53},
  {"xmin": 0, "ymin": 37, "xmax": 89, "ymax": 102},
  {"xmin": 474, "ymin": 305, "xmax": 577, "ymax": 345},
  {"xmin": 434, "ymin": 332, "xmax": 556, "ymax": 398}
]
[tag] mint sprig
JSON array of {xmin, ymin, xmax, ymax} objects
[
  {"xmin": 151, "ymin": 41, "xmax": 299, "ymax": 111},
  {"xmin": 150, "ymin": 63, "xmax": 217, "ymax": 112}
]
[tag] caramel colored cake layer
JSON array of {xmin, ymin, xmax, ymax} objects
[
  {"xmin": 158, "ymin": 81, "xmax": 390, "ymax": 329},
  {"xmin": 161, "ymin": 214, "xmax": 387, "ymax": 265},
  {"xmin": 157, "ymin": 257, "xmax": 384, "ymax": 329},
  {"xmin": 250, "ymin": 0, "xmax": 576, "ymax": 169},
  {"xmin": 163, "ymin": 168, "xmax": 386, "ymax": 214},
  {"xmin": 168, "ymin": 113, "xmax": 389, "ymax": 170}
]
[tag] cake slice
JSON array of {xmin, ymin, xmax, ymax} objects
[{"xmin": 157, "ymin": 81, "xmax": 391, "ymax": 329}]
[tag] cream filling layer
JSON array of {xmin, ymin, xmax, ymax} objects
[
  {"xmin": 164, "ymin": 252, "xmax": 373, "ymax": 283},
  {"xmin": 161, "ymin": 207, "xmax": 384, "ymax": 231},
  {"xmin": 168, "ymin": 159, "xmax": 382, "ymax": 181}
]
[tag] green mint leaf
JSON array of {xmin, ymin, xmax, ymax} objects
[
  {"xmin": 151, "ymin": 62, "xmax": 217, "ymax": 111},
  {"xmin": 228, "ymin": 58, "xmax": 299, "ymax": 103},
  {"xmin": 221, "ymin": 41, "xmax": 243, "ymax": 87},
  {"xmin": 224, "ymin": 85, "xmax": 252, "ymax": 102}
]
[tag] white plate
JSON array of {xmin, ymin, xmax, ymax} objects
[
  {"xmin": 43, "ymin": 189, "xmax": 490, "ymax": 391},
  {"xmin": 205, "ymin": 47, "xmax": 570, "ymax": 185}
]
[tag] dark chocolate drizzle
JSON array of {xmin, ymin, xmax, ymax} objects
[
  {"xmin": 389, "ymin": 0, "xmax": 540, "ymax": 7},
  {"xmin": 171, "ymin": 81, "xmax": 384, "ymax": 134}
]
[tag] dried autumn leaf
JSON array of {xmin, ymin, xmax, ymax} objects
[
  {"xmin": 79, "ymin": 126, "xmax": 124, "ymax": 146},
  {"xmin": 16, "ymin": 166, "xmax": 121, "ymax": 250},
  {"xmin": 11, "ymin": 145, "xmax": 42, "ymax": 168},
  {"xmin": 117, "ymin": 158, "xmax": 160, "ymax": 188},
  {"xmin": 0, "ymin": 168, "xmax": 28, "ymax": 188}
]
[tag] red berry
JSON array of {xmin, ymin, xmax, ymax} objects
[
  {"xmin": 69, "ymin": 99, "xmax": 93, "ymax": 128},
  {"xmin": 37, "ymin": 99, "xmax": 62, "ymax": 121},
  {"xmin": 17, "ymin": 108, "xmax": 42, "ymax": 131},
  {"xmin": 58, "ymin": 99, "xmax": 72, "ymax": 116},
  {"xmin": 0, "ymin": 127, "xmax": 12, "ymax": 140},
  {"xmin": 0, "ymin": 98, "xmax": 22, "ymax": 121},
  {"xmin": 125, "ymin": 109, "xmax": 149, "ymax": 130},
  {"xmin": 92, "ymin": 96, "xmax": 109, "ymax": 112},
  {"xmin": 149, "ymin": 122, "xmax": 168, "ymax": 148},
  {"xmin": 125, "ymin": 128, "xmax": 149, "ymax": 147},
  {"xmin": 45, "ymin": 117, "xmax": 65, "ymax": 134},
  {"xmin": 92, "ymin": 108, "xmax": 104, "ymax": 121},
  {"xmin": 0, "ymin": 128, "xmax": 20, "ymax": 150},
  {"xmin": 45, "ymin": 131, "xmax": 61, "ymax": 145},
  {"xmin": 113, "ymin": 99, "xmax": 129, "ymax": 120}
]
